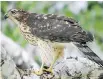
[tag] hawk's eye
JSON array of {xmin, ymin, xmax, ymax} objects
[{"xmin": 11, "ymin": 11, "xmax": 16, "ymax": 14}]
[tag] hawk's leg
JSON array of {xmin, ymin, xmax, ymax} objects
[
  {"xmin": 43, "ymin": 54, "xmax": 59, "ymax": 73},
  {"xmin": 32, "ymin": 62, "xmax": 44, "ymax": 76},
  {"xmin": 44, "ymin": 43, "xmax": 64, "ymax": 73}
]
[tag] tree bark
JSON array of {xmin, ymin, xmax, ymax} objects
[{"xmin": 1, "ymin": 32, "xmax": 103, "ymax": 79}]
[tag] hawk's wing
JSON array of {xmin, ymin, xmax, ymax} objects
[{"xmin": 26, "ymin": 13, "xmax": 92, "ymax": 43}]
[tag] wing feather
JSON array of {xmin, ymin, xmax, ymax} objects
[
  {"xmin": 74, "ymin": 42, "xmax": 103, "ymax": 67},
  {"xmin": 26, "ymin": 13, "xmax": 92, "ymax": 42}
]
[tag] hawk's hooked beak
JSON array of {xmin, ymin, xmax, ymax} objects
[{"xmin": 4, "ymin": 14, "xmax": 8, "ymax": 19}]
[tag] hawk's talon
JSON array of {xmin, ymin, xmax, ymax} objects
[
  {"xmin": 32, "ymin": 70, "xmax": 43, "ymax": 76},
  {"xmin": 43, "ymin": 68, "xmax": 53, "ymax": 74}
]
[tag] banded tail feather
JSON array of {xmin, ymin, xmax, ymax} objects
[{"xmin": 73, "ymin": 42, "xmax": 103, "ymax": 67}]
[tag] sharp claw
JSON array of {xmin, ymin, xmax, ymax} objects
[
  {"xmin": 31, "ymin": 66, "xmax": 53, "ymax": 76},
  {"xmin": 32, "ymin": 70, "xmax": 43, "ymax": 76},
  {"xmin": 43, "ymin": 68, "xmax": 53, "ymax": 74}
]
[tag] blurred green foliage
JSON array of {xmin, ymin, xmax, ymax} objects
[{"xmin": 1, "ymin": 1, "xmax": 103, "ymax": 50}]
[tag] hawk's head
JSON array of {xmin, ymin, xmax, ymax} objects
[{"xmin": 4, "ymin": 9, "xmax": 29, "ymax": 25}]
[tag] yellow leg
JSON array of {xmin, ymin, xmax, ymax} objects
[
  {"xmin": 44, "ymin": 43, "xmax": 64, "ymax": 73},
  {"xmin": 44, "ymin": 54, "xmax": 59, "ymax": 73},
  {"xmin": 32, "ymin": 62, "xmax": 44, "ymax": 76}
]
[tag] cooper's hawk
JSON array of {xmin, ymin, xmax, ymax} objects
[{"xmin": 4, "ymin": 9, "xmax": 103, "ymax": 75}]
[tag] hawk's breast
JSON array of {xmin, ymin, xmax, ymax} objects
[{"xmin": 19, "ymin": 23, "xmax": 41, "ymax": 45}]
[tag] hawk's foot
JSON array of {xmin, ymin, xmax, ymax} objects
[
  {"xmin": 43, "ymin": 67, "xmax": 53, "ymax": 74},
  {"xmin": 32, "ymin": 69, "xmax": 43, "ymax": 76}
]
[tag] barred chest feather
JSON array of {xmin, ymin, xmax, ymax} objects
[
  {"xmin": 19, "ymin": 24, "xmax": 54, "ymax": 64},
  {"xmin": 19, "ymin": 24, "xmax": 41, "ymax": 45}
]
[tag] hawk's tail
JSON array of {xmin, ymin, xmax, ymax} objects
[{"xmin": 73, "ymin": 42, "xmax": 103, "ymax": 67}]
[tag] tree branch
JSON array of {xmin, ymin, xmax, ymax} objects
[{"xmin": 1, "ymin": 32, "xmax": 103, "ymax": 79}]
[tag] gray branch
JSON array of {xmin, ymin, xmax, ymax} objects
[{"xmin": 1, "ymin": 32, "xmax": 103, "ymax": 79}]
